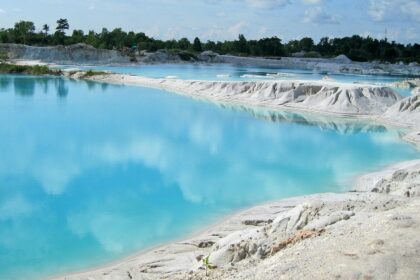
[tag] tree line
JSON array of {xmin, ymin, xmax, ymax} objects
[{"xmin": 0, "ymin": 19, "xmax": 419, "ymax": 63}]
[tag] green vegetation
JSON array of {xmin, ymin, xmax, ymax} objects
[
  {"xmin": 303, "ymin": 51, "xmax": 321, "ymax": 58},
  {"xmin": 0, "ymin": 51, "xmax": 8, "ymax": 62},
  {"xmin": 193, "ymin": 37, "xmax": 203, "ymax": 52},
  {"xmin": 0, "ymin": 63, "xmax": 61, "ymax": 75},
  {"xmin": 202, "ymin": 256, "xmax": 216, "ymax": 276},
  {"xmin": 0, "ymin": 64, "xmax": 107, "ymax": 78},
  {"xmin": 82, "ymin": 70, "xmax": 107, "ymax": 77},
  {"xmin": 0, "ymin": 19, "xmax": 419, "ymax": 63}
]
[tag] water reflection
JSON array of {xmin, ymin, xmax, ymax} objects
[
  {"xmin": 0, "ymin": 76, "xmax": 418, "ymax": 280},
  {"xmin": 13, "ymin": 77, "xmax": 35, "ymax": 96},
  {"xmin": 219, "ymin": 104, "xmax": 389, "ymax": 135},
  {"xmin": 0, "ymin": 75, "xmax": 119, "ymax": 99},
  {"xmin": 55, "ymin": 79, "xmax": 69, "ymax": 98},
  {"xmin": 0, "ymin": 76, "xmax": 11, "ymax": 90}
]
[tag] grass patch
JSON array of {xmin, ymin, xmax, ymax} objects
[
  {"xmin": 82, "ymin": 70, "xmax": 108, "ymax": 78},
  {"xmin": 0, "ymin": 63, "xmax": 61, "ymax": 75}
]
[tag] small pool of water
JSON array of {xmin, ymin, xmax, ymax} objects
[
  {"xmin": 59, "ymin": 63, "xmax": 407, "ymax": 82},
  {"xmin": 0, "ymin": 74, "xmax": 418, "ymax": 279}
]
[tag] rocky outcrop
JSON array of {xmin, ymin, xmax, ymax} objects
[
  {"xmin": 197, "ymin": 50, "xmax": 219, "ymax": 62},
  {"xmin": 0, "ymin": 43, "xmax": 131, "ymax": 64},
  {"xmin": 354, "ymin": 160, "xmax": 420, "ymax": 197},
  {"xmin": 403, "ymin": 131, "xmax": 420, "ymax": 149},
  {"xmin": 140, "ymin": 50, "xmax": 186, "ymax": 64},
  {"xmin": 382, "ymin": 92, "xmax": 420, "ymax": 127},
  {"xmin": 334, "ymin": 54, "xmax": 352, "ymax": 63},
  {"xmin": 212, "ymin": 55, "xmax": 420, "ymax": 76},
  {"xmin": 392, "ymin": 78, "xmax": 420, "ymax": 89}
]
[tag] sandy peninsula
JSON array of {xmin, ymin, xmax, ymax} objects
[{"xmin": 85, "ymin": 73, "xmax": 420, "ymax": 127}]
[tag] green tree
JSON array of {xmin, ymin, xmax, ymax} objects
[
  {"xmin": 178, "ymin": 38, "xmax": 191, "ymax": 50},
  {"xmin": 257, "ymin": 37, "xmax": 284, "ymax": 56},
  {"xmin": 299, "ymin": 37, "xmax": 314, "ymax": 52},
  {"xmin": 13, "ymin": 21, "xmax": 35, "ymax": 44},
  {"xmin": 54, "ymin": 18, "xmax": 69, "ymax": 44},
  {"xmin": 70, "ymin": 30, "xmax": 85, "ymax": 44},
  {"xmin": 204, "ymin": 40, "xmax": 216, "ymax": 51},
  {"xmin": 235, "ymin": 34, "xmax": 248, "ymax": 53},
  {"xmin": 193, "ymin": 37, "xmax": 202, "ymax": 52},
  {"xmin": 56, "ymin": 18, "xmax": 69, "ymax": 34},
  {"xmin": 42, "ymin": 24, "xmax": 49, "ymax": 35}
]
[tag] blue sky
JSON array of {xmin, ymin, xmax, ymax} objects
[{"xmin": 0, "ymin": 0, "xmax": 419, "ymax": 43}]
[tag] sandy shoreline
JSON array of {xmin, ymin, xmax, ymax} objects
[{"xmin": 45, "ymin": 73, "xmax": 420, "ymax": 279}]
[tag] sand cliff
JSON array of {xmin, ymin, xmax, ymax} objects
[
  {"xmin": 86, "ymin": 74, "xmax": 409, "ymax": 117},
  {"xmin": 0, "ymin": 43, "xmax": 131, "ymax": 64}
]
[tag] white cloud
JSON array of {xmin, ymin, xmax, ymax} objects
[
  {"xmin": 303, "ymin": 7, "xmax": 339, "ymax": 24},
  {"xmin": 368, "ymin": 0, "xmax": 393, "ymax": 21},
  {"xmin": 400, "ymin": 0, "xmax": 420, "ymax": 19},
  {"xmin": 302, "ymin": 0, "xmax": 321, "ymax": 4},
  {"xmin": 368, "ymin": 0, "xmax": 420, "ymax": 22},
  {"xmin": 207, "ymin": 0, "xmax": 291, "ymax": 9},
  {"xmin": 245, "ymin": 0, "xmax": 291, "ymax": 8},
  {"xmin": 0, "ymin": 8, "xmax": 6, "ymax": 14},
  {"xmin": 202, "ymin": 21, "xmax": 249, "ymax": 40},
  {"xmin": 227, "ymin": 21, "xmax": 248, "ymax": 35}
]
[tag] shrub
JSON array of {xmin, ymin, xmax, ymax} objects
[
  {"xmin": 0, "ymin": 63, "xmax": 61, "ymax": 75},
  {"xmin": 303, "ymin": 51, "xmax": 321, "ymax": 58},
  {"xmin": 83, "ymin": 70, "xmax": 107, "ymax": 77},
  {"xmin": 0, "ymin": 51, "xmax": 9, "ymax": 63}
]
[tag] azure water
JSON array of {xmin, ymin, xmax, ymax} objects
[{"xmin": 0, "ymin": 75, "xmax": 418, "ymax": 279}]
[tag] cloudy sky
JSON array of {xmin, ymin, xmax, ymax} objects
[{"xmin": 0, "ymin": 0, "xmax": 419, "ymax": 43}]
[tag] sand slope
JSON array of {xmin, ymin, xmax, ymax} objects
[{"xmin": 87, "ymin": 74, "xmax": 403, "ymax": 116}]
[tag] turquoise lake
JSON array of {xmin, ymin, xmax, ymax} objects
[{"xmin": 0, "ymin": 74, "xmax": 419, "ymax": 280}]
